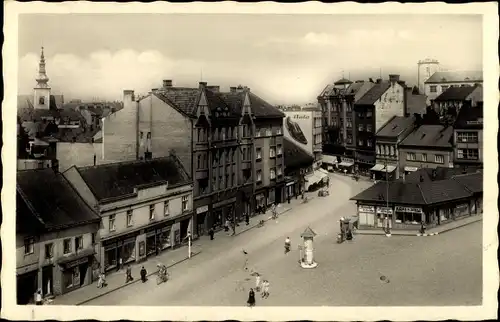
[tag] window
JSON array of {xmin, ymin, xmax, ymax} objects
[
  {"xmin": 366, "ymin": 124, "xmax": 373, "ymax": 132},
  {"xmin": 126, "ymin": 210, "xmax": 133, "ymax": 227},
  {"xmin": 434, "ymin": 155, "xmax": 444, "ymax": 164},
  {"xmin": 430, "ymin": 85, "xmax": 437, "ymax": 93},
  {"xmin": 367, "ymin": 139, "xmax": 373, "ymax": 147},
  {"xmin": 164, "ymin": 201, "xmax": 170, "ymax": 216},
  {"xmin": 265, "ymin": 127, "xmax": 272, "ymax": 136},
  {"xmin": 197, "ymin": 154, "xmax": 202, "ymax": 169},
  {"xmin": 346, "ymin": 117, "xmax": 353, "ymax": 128},
  {"xmin": 277, "ymin": 145, "xmax": 282, "ymax": 155},
  {"xmin": 376, "ymin": 145, "xmax": 381, "ymax": 155},
  {"xmin": 63, "ymin": 239, "xmax": 71, "ymax": 254},
  {"xmin": 91, "ymin": 233, "xmax": 96, "ymax": 245},
  {"xmin": 242, "ymin": 125, "xmax": 248, "ymax": 137},
  {"xmin": 45, "ymin": 243, "xmax": 53, "ymax": 259},
  {"xmin": 75, "ymin": 236, "xmax": 83, "ymax": 250},
  {"xmin": 406, "ymin": 152, "xmax": 416, "ymax": 161},
  {"xmin": 421, "ymin": 153, "xmax": 427, "ymax": 162},
  {"xmin": 256, "ymin": 170, "xmax": 262, "ymax": 182},
  {"xmin": 441, "ymin": 85, "xmax": 449, "ymax": 91},
  {"xmin": 182, "ymin": 195, "xmax": 189, "ymax": 211},
  {"xmin": 277, "ymin": 166, "xmax": 283, "ymax": 176},
  {"xmin": 270, "ymin": 168, "xmax": 276, "ymax": 180},
  {"xmin": 347, "ymin": 135, "xmax": 353, "ymax": 144},
  {"xmin": 39, "ymin": 97, "xmax": 45, "ymax": 105},
  {"xmin": 358, "ymin": 139, "xmax": 364, "ymax": 146},
  {"xmin": 270, "ymin": 147, "xmax": 276, "ymax": 158},
  {"xmin": 24, "ymin": 237, "xmax": 34, "ymax": 255},
  {"xmin": 457, "ymin": 149, "xmax": 479, "ymax": 160},
  {"xmin": 366, "ymin": 111, "xmax": 373, "ymax": 118},
  {"xmin": 276, "ymin": 127, "xmax": 282, "ymax": 135},
  {"xmin": 256, "ymin": 148, "xmax": 262, "ymax": 160},
  {"xmin": 457, "ymin": 132, "xmax": 478, "ymax": 143},
  {"xmin": 149, "ymin": 204, "xmax": 155, "ymax": 220},
  {"xmin": 109, "ymin": 215, "xmax": 116, "ymax": 232},
  {"xmin": 358, "ymin": 124, "xmax": 364, "ymax": 132}
]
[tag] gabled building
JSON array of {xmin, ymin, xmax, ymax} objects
[
  {"xmin": 423, "ymin": 70, "xmax": 483, "ymax": 104},
  {"xmin": 452, "ymin": 104, "xmax": 483, "ymax": 167},
  {"xmin": 16, "ymin": 168, "xmax": 101, "ymax": 304},
  {"xmin": 63, "ymin": 155, "xmax": 193, "ymax": 273},
  {"xmin": 373, "ymin": 115, "xmax": 416, "ymax": 180},
  {"xmin": 353, "ymin": 75, "xmax": 407, "ymax": 172},
  {"xmin": 433, "ymin": 85, "xmax": 482, "ymax": 124},
  {"xmin": 398, "ymin": 125, "xmax": 454, "ymax": 175}
]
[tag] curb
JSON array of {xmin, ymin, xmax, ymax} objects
[
  {"xmin": 75, "ymin": 250, "xmax": 202, "ymax": 305},
  {"xmin": 234, "ymin": 208, "xmax": 292, "ymax": 236}
]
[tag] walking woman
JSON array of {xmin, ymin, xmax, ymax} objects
[{"xmin": 247, "ymin": 288, "xmax": 256, "ymax": 307}]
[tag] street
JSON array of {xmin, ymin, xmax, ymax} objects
[{"xmin": 83, "ymin": 174, "xmax": 482, "ymax": 306}]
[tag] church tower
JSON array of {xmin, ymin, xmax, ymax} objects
[{"xmin": 34, "ymin": 47, "xmax": 51, "ymax": 110}]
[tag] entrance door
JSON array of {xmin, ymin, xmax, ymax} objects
[
  {"xmin": 79, "ymin": 262, "xmax": 88, "ymax": 286},
  {"xmin": 17, "ymin": 271, "xmax": 38, "ymax": 304},
  {"xmin": 42, "ymin": 266, "xmax": 53, "ymax": 296}
]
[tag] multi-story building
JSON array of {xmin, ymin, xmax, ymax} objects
[
  {"xmin": 63, "ymin": 155, "xmax": 193, "ymax": 273},
  {"xmin": 373, "ymin": 115, "xmax": 416, "ymax": 180},
  {"xmin": 423, "ymin": 70, "xmax": 483, "ymax": 105},
  {"xmin": 283, "ymin": 137, "xmax": 315, "ymax": 200},
  {"xmin": 353, "ymin": 75, "xmax": 407, "ymax": 172},
  {"xmin": 96, "ymin": 80, "xmax": 285, "ymax": 236},
  {"xmin": 16, "ymin": 168, "xmax": 101, "ymax": 304},
  {"xmin": 453, "ymin": 104, "xmax": 483, "ymax": 168},
  {"xmin": 318, "ymin": 78, "xmax": 375, "ymax": 171},
  {"xmin": 301, "ymin": 104, "xmax": 323, "ymax": 168},
  {"xmin": 432, "ymin": 85, "xmax": 483, "ymax": 123},
  {"xmin": 398, "ymin": 125, "xmax": 454, "ymax": 176},
  {"xmin": 417, "ymin": 58, "xmax": 440, "ymax": 95}
]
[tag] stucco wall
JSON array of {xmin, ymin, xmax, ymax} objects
[
  {"xmin": 57, "ymin": 142, "xmax": 104, "ymax": 172},
  {"xmin": 375, "ymin": 82, "xmax": 405, "ymax": 132},
  {"xmin": 398, "ymin": 147, "xmax": 454, "ymax": 170}
]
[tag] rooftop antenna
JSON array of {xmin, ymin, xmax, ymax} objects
[
  {"xmin": 200, "ymin": 68, "xmax": 203, "ymax": 82},
  {"xmin": 379, "ymin": 68, "xmax": 382, "ymax": 80}
]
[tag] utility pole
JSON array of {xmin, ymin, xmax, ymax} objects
[{"xmin": 385, "ymin": 159, "xmax": 391, "ymax": 237}]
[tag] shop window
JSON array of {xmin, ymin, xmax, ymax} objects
[
  {"xmin": 457, "ymin": 132, "xmax": 478, "ymax": 143},
  {"xmin": 164, "ymin": 201, "xmax": 170, "ymax": 216},
  {"xmin": 434, "ymin": 155, "xmax": 444, "ymax": 164},
  {"xmin": 149, "ymin": 204, "xmax": 155, "ymax": 220},
  {"xmin": 457, "ymin": 149, "xmax": 479, "ymax": 160},
  {"xmin": 63, "ymin": 239, "xmax": 72, "ymax": 254},
  {"xmin": 440, "ymin": 208, "xmax": 452, "ymax": 222},
  {"xmin": 126, "ymin": 210, "xmax": 133, "ymax": 227},
  {"xmin": 256, "ymin": 148, "xmax": 262, "ymax": 160},
  {"xmin": 24, "ymin": 237, "xmax": 34, "ymax": 255},
  {"xmin": 45, "ymin": 243, "xmax": 53, "ymax": 259},
  {"xmin": 270, "ymin": 147, "xmax": 276, "ymax": 158},
  {"xmin": 256, "ymin": 170, "xmax": 262, "ymax": 182},
  {"xmin": 395, "ymin": 212, "xmax": 421, "ymax": 224},
  {"xmin": 277, "ymin": 166, "xmax": 283, "ymax": 176},
  {"xmin": 265, "ymin": 127, "xmax": 272, "ymax": 136},
  {"xmin": 276, "ymin": 127, "xmax": 282, "ymax": 135},
  {"xmin": 109, "ymin": 215, "xmax": 116, "ymax": 232},
  {"xmin": 277, "ymin": 145, "xmax": 282, "ymax": 155},
  {"xmin": 270, "ymin": 168, "xmax": 276, "ymax": 180},
  {"xmin": 64, "ymin": 267, "xmax": 78, "ymax": 288},
  {"xmin": 75, "ymin": 236, "xmax": 83, "ymax": 250},
  {"xmin": 181, "ymin": 195, "xmax": 189, "ymax": 212}
]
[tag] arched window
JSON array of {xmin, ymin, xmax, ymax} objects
[{"xmin": 39, "ymin": 97, "xmax": 45, "ymax": 105}]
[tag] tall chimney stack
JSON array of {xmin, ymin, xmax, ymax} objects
[
  {"xmin": 199, "ymin": 82, "xmax": 207, "ymax": 89},
  {"xmin": 163, "ymin": 79, "xmax": 172, "ymax": 88}
]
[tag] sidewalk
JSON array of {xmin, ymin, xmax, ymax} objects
[
  {"xmin": 355, "ymin": 214, "xmax": 482, "ymax": 237},
  {"xmin": 49, "ymin": 191, "xmax": 316, "ymax": 305}
]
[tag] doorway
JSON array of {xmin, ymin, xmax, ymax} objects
[
  {"xmin": 17, "ymin": 271, "xmax": 38, "ymax": 304},
  {"xmin": 78, "ymin": 262, "xmax": 88, "ymax": 286},
  {"xmin": 42, "ymin": 266, "xmax": 53, "ymax": 296}
]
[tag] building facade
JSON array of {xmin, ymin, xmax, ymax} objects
[
  {"xmin": 353, "ymin": 75, "xmax": 407, "ymax": 172},
  {"xmin": 432, "ymin": 85, "xmax": 483, "ymax": 124},
  {"xmin": 398, "ymin": 125, "xmax": 454, "ymax": 176},
  {"xmin": 16, "ymin": 169, "xmax": 100, "ymax": 304},
  {"xmin": 423, "ymin": 70, "xmax": 483, "ymax": 105},
  {"xmin": 283, "ymin": 137, "xmax": 315, "ymax": 200},
  {"xmin": 453, "ymin": 104, "xmax": 483, "ymax": 167},
  {"xmin": 63, "ymin": 156, "xmax": 194, "ymax": 274},
  {"xmin": 373, "ymin": 115, "xmax": 416, "ymax": 180}
]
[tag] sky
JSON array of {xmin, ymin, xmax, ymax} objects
[{"xmin": 18, "ymin": 14, "xmax": 483, "ymax": 105}]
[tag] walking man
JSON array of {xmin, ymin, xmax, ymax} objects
[
  {"xmin": 35, "ymin": 289, "xmax": 42, "ymax": 305},
  {"xmin": 245, "ymin": 213, "xmax": 250, "ymax": 226},
  {"xmin": 209, "ymin": 227, "xmax": 215, "ymax": 240},
  {"xmin": 125, "ymin": 265, "xmax": 133, "ymax": 283}
]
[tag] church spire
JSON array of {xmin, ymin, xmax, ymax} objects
[{"xmin": 35, "ymin": 46, "xmax": 49, "ymax": 88}]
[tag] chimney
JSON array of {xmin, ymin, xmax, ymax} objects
[
  {"xmin": 199, "ymin": 82, "xmax": 207, "ymax": 89},
  {"xmin": 376, "ymin": 79, "xmax": 382, "ymax": 84},
  {"xmin": 389, "ymin": 74, "xmax": 400, "ymax": 83},
  {"xmin": 163, "ymin": 79, "xmax": 172, "ymax": 88},
  {"xmin": 206, "ymin": 85, "xmax": 220, "ymax": 93},
  {"xmin": 123, "ymin": 90, "xmax": 135, "ymax": 102},
  {"xmin": 369, "ymin": 78, "xmax": 374, "ymax": 83},
  {"xmin": 236, "ymin": 85, "xmax": 245, "ymax": 93},
  {"xmin": 230, "ymin": 87, "xmax": 237, "ymax": 93}
]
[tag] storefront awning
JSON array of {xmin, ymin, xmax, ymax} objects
[
  {"xmin": 404, "ymin": 166, "xmax": 418, "ymax": 172},
  {"xmin": 339, "ymin": 161, "xmax": 354, "ymax": 167},
  {"xmin": 58, "ymin": 248, "xmax": 96, "ymax": 267},
  {"xmin": 370, "ymin": 164, "xmax": 385, "ymax": 171},
  {"xmin": 385, "ymin": 165, "xmax": 396, "ymax": 173},
  {"xmin": 322, "ymin": 155, "xmax": 338, "ymax": 165}
]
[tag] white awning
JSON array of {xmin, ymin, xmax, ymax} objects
[
  {"xmin": 370, "ymin": 164, "xmax": 385, "ymax": 171},
  {"xmin": 339, "ymin": 161, "xmax": 354, "ymax": 167},
  {"xmin": 404, "ymin": 166, "xmax": 418, "ymax": 172},
  {"xmin": 315, "ymin": 170, "xmax": 329, "ymax": 182},
  {"xmin": 322, "ymin": 155, "xmax": 338, "ymax": 164},
  {"xmin": 385, "ymin": 165, "xmax": 396, "ymax": 173}
]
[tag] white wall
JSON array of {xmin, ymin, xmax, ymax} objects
[
  {"xmin": 57, "ymin": 142, "xmax": 104, "ymax": 172},
  {"xmin": 375, "ymin": 82, "xmax": 405, "ymax": 132}
]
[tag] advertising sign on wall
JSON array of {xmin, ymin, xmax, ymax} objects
[{"xmin": 283, "ymin": 111, "xmax": 313, "ymax": 156}]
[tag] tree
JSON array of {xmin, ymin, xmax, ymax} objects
[{"xmin": 17, "ymin": 122, "xmax": 31, "ymax": 158}]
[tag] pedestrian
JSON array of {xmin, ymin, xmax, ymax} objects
[
  {"xmin": 209, "ymin": 227, "xmax": 214, "ymax": 240},
  {"xmin": 287, "ymin": 194, "xmax": 291, "ymax": 204},
  {"xmin": 140, "ymin": 266, "xmax": 147, "ymax": 283},
  {"xmin": 262, "ymin": 280, "xmax": 270, "ymax": 298},
  {"xmin": 255, "ymin": 273, "xmax": 261, "ymax": 292},
  {"xmin": 118, "ymin": 257, "xmax": 123, "ymax": 271},
  {"xmin": 420, "ymin": 222, "xmax": 426, "ymax": 234},
  {"xmin": 35, "ymin": 289, "xmax": 42, "ymax": 305},
  {"xmin": 245, "ymin": 213, "xmax": 250, "ymax": 226},
  {"xmin": 247, "ymin": 288, "xmax": 256, "ymax": 307},
  {"xmin": 125, "ymin": 265, "xmax": 133, "ymax": 283},
  {"xmin": 224, "ymin": 219, "xmax": 230, "ymax": 232}
]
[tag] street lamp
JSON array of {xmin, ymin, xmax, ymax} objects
[{"xmin": 384, "ymin": 159, "xmax": 391, "ymax": 237}]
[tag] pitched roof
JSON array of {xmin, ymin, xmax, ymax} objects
[
  {"xmin": 204, "ymin": 89, "xmax": 240, "ymax": 118},
  {"xmin": 353, "ymin": 82, "xmax": 377, "ymax": 101},
  {"xmin": 399, "ymin": 125, "xmax": 453, "ymax": 148},
  {"xmin": 376, "ymin": 116, "xmax": 415, "ymax": 138},
  {"xmin": 454, "ymin": 105, "xmax": 483, "ymax": 129},
  {"xmin": 154, "ymin": 88, "xmax": 200, "ymax": 116},
  {"xmin": 283, "ymin": 137, "xmax": 314, "ymax": 169},
  {"xmin": 452, "ymin": 172, "xmax": 483, "ymax": 194},
  {"xmin": 16, "ymin": 191, "xmax": 44, "ymax": 235},
  {"xmin": 17, "ymin": 168, "xmax": 100, "ymax": 231},
  {"xmin": 247, "ymin": 92, "xmax": 285, "ymax": 118},
  {"xmin": 355, "ymin": 81, "xmax": 391, "ymax": 105},
  {"xmin": 18, "ymin": 107, "xmax": 83, "ymax": 123},
  {"xmin": 434, "ymin": 86, "xmax": 477, "ymax": 101},
  {"xmin": 425, "ymin": 71, "xmax": 483, "ymax": 84},
  {"xmin": 350, "ymin": 181, "xmax": 427, "ymax": 205},
  {"xmin": 76, "ymin": 156, "xmax": 191, "ymax": 202},
  {"xmin": 406, "ymin": 93, "xmax": 427, "ymax": 115},
  {"xmin": 334, "ymin": 78, "xmax": 353, "ymax": 85},
  {"xmin": 419, "ymin": 179, "xmax": 472, "ymax": 204},
  {"xmin": 319, "ymin": 84, "xmax": 336, "ymax": 97}
]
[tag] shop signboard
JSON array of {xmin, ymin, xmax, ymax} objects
[
  {"xmin": 196, "ymin": 205, "xmax": 209, "ymax": 214},
  {"xmin": 283, "ymin": 111, "xmax": 313, "ymax": 156},
  {"xmin": 395, "ymin": 206, "xmax": 422, "ymax": 213},
  {"xmin": 376, "ymin": 207, "xmax": 393, "ymax": 215},
  {"xmin": 358, "ymin": 205, "xmax": 375, "ymax": 213}
]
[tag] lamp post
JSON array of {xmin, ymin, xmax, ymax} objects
[{"xmin": 384, "ymin": 159, "xmax": 391, "ymax": 237}]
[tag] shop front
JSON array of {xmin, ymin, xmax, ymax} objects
[
  {"xmin": 255, "ymin": 192, "xmax": 266, "ymax": 213},
  {"xmin": 211, "ymin": 197, "xmax": 237, "ymax": 229},
  {"xmin": 284, "ymin": 177, "xmax": 296, "ymax": 202},
  {"xmin": 454, "ymin": 202, "xmax": 470, "ymax": 219},
  {"xmin": 102, "ymin": 233, "xmax": 138, "ymax": 273},
  {"xmin": 143, "ymin": 220, "xmax": 174, "ymax": 258},
  {"xmin": 58, "ymin": 248, "xmax": 95, "ymax": 294},
  {"xmin": 376, "ymin": 206, "xmax": 393, "ymax": 229},
  {"xmin": 195, "ymin": 204, "xmax": 209, "ymax": 236},
  {"xmin": 403, "ymin": 166, "xmax": 419, "ymax": 177},
  {"xmin": 370, "ymin": 163, "xmax": 396, "ymax": 181},
  {"xmin": 393, "ymin": 206, "xmax": 424, "ymax": 229},
  {"xmin": 338, "ymin": 157, "xmax": 355, "ymax": 174},
  {"xmin": 357, "ymin": 205, "xmax": 376, "ymax": 228},
  {"xmin": 322, "ymin": 154, "xmax": 339, "ymax": 172},
  {"xmin": 16, "ymin": 266, "xmax": 38, "ymax": 304}
]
